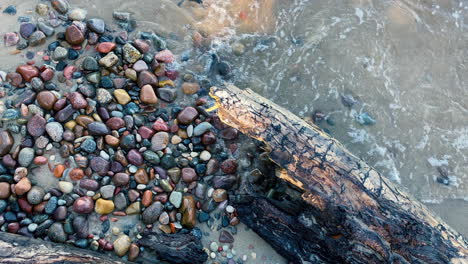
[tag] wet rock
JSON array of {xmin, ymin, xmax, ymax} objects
[
  {"xmin": 0, "ymin": 131, "xmax": 14, "ymax": 156},
  {"xmin": 181, "ymin": 82, "xmax": 200, "ymax": 95},
  {"xmin": 182, "ymin": 168, "xmax": 198, "ymax": 183},
  {"xmin": 212, "ymin": 175, "xmax": 237, "ymax": 189},
  {"xmin": 180, "ymin": 195, "xmax": 196, "ymax": 228},
  {"xmin": 177, "ymin": 107, "xmax": 198, "ymax": 125},
  {"xmin": 114, "ymin": 89, "xmax": 131, "ymax": 105},
  {"xmin": 97, "ymin": 88, "xmax": 112, "ymax": 103},
  {"xmin": 53, "ymin": 46, "xmax": 69, "ymax": 61},
  {"xmin": 99, "ymin": 52, "xmax": 119, "ymax": 68},
  {"xmin": 137, "ymin": 70, "xmax": 158, "ymax": 88},
  {"xmin": 20, "ymin": 23, "xmax": 36, "ymax": 39},
  {"xmin": 88, "ymin": 122, "xmax": 110, "ymax": 135},
  {"xmin": 4, "ymin": 32, "xmax": 19, "ymax": 47},
  {"xmin": 45, "ymin": 196, "xmax": 58, "ymax": 214},
  {"xmin": 55, "ymin": 104, "xmax": 76, "ymax": 122},
  {"xmin": 212, "ymin": 189, "xmax": 227, "ymax": 202},
  {"xmin": 114, "ymin": 192, "xmax": 127, "ymax": 210},
  {"xmin": 125, "ymin": 201, "xmax": 141, "ymax": 215},
  {"xmin": 219, "ymin": 230, "xmax": 234, "ymax": 243},
  {"xmin": 87, "ymin": 18, "xmax": 105, "ymax": 34},
  {"xmin": 151, "ymin": 132, "xmax": 169, "ymax": 151},
  {"xmin": 27, "ymin": 114, "xmax": 46, "ymax": 137},
  {"xmin": 27, "ymin": 186, "xmax": 45, "ymax": 205},
  {"xmin": 0, "ymin": 182, "xmax": 10, "ymax": 199},
  {"xmin": 37, "ymin": 22, "xmax": 55, "ymax": 37},
  {"xmin": 154, "ymin": 49, "xmax": 174, "ymax": 63},
  {"xmin": 69, "ymin": 8, "xmax": 87, "ymax": 21},
  {"xmin": 45, "ymin": 122, "xmax": 64, "ymax": 142},
  {"xmin": 16, "ymin": 65, "xmax": 39, "ymax": 82},
  {"xmin": 142, "ymin": 201, "xmax": 163, "ymax": 224},
  {"xmin": 140, "ymin": 84, "xmax": 158, "ymax": 104},
  {"xmin": 65, "ymin": 25, "xmax": 84, "ymax": 45},
  {"xmin": 58, "ymin": 181, "xmax": 73, "ymax": 193},
  {"xmin": 113, "ymin": 172, "xmax": 129, "ymax": 186},
  {"xmin": 15, "ymin": 178, "xmax": 32, "ymax": 195},
  {"xmin": 48, "ymin": 223, "xmax": 67, "ymax": 242},
  {"xmin": 35, "ymin": 4, "xmax": 48, "ymax": 16},
  {"xmin": 193, "ymin": 122, "xmax": 212, "ymax": 136},
  {"xmin": 134, "ymin": 168, "xmax": 149, "ymax": 184},
  {"xmin": 36, "ymin": 91, "xmax": 57, "ymax": 110},
  {"xmin": 73, "ymin": 216, "xmax": 88, "ymax": 238},
  {"xmin": 80, "ymin": 179, "xmax": 99, "ymax": 191},
  {"xmin": 114, "ymin": 234, "xmax": 131, "ymax": 257},
  {"xmin": 18, "ymin": 148, "xmax": 34, "ymax": 167},
  {"xmin": 168, "ymin": 167, "xmax": 181, "ymax": 183},
  {"xmin": 221, "ymin": 159, "xmax": 237, "ymax": 174},
  {"xmin": 95, "ymin": 198, "xmax": 114, "ymax": 215},
  {"xmin": 82, "ymin": 56, "xmax": 99, "ymax": 71},
  {"xmin": 157, "ymin": 87, "xmax": 177, "ymax": 102},
  {"xmin": 90, "ymin": 156, "xmax": 110, "ymax": 175},
  {"xmin": 220, "ymin": 127, "xmax": 238, "ymax": 140},
  {"xmin": 73, "ymin": 196, "xmax": 94, "ymax": 214},
  {"xmin": 169, "ymin": 191, "xmax": 182, "ymax": 208},
  {"xmin": 97, "ymin": 42, "xmax": 116, "ymax": 53},
  {"xmin": 28, "ymin": 31, "xmax": 46, "ymax": 47},
  {"xmin": 123, "ymin": 43, "xmax": 141, "ymax": 63},
  {"xmin": 51, "ymin": 0, "xmax": 69, "ymax": 14},
  {"xmin": 127, "ymin": 149, "xmax": 143, "ymax": 166},
  {"xmin": 128, "ymin": 243, "xmax": 140, "ymax": 261}
]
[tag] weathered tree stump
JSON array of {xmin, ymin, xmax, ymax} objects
[{"xmin": 210, "ymin": 84, "xmax": 468, "ymax": 264}]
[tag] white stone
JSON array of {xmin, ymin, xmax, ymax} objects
[{"xmin": 58, "ymin": 181, "xmax": 73, "ymax": 193}]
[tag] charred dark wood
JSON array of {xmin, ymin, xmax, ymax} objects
[
  {"xmin": 138, "ymin": 231, "xmax": 208, "ymax": 264},
  {"xmin": 211, "ymin": 84, "xmax": 468, "ymax": 264},
  {"xmin": 0, "ymin": 231, "xmax": 127, "ymax": 264}
]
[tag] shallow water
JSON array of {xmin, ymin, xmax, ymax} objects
[{"xmin": 0, "ymin": 0, "xmax": 467, "ymax": 258}]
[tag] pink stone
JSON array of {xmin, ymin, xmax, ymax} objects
[
  {"xmin": 154, "ymin": 49, "xmax": 174, "ymax": 63},
  {"xmin": 40, "ymin": 68, "xmax": 55, "ymax": 81},
  {"xmin": 152, "ymin": 118, "xmax": 169, "ymax": 132},
  {"xmin": 4, "ymin": 32, "xmax": 19, "ymax": 47},
  {"xmin": 63, "ymin": 66, "xmax": 77, "ymax": 80},
  {"xmin": 137, "ymin": 126, "xmax": 154, "ymax": 139}
]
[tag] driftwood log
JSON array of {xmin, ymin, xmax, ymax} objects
[
  {"xmin": 0, "ymin": 231, "xmax": 127, "ymax": 264},
  {"xmin": 210, "ymin": 84, "xmax": 468, "ymax": 264}
]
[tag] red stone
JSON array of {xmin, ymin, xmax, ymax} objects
[
  {"xmin": 6, "ymin": 72, "xmax": 23, "ymax": 87},
  {"xmin": 221, "ymin": 159, "xmax": 238, "ymax": 174},
  {"xmin": 16, "ymin": 65, "xmax": 39, "ymax": 82},
  {"xmin": 152, "ymin": 118, "xmax": 169, "ymax": 132},
  {"xmin": 154, "ymin": 49, "xmax": 174, "ymax": 63},
  {"xmin": 40, "ymin": 68, "xmax": 54, "ymax": 81},
  {"xmin": 68, "ymin": 92, "xmax": 88, "ymax": 109},
  {"xmin": 133, "ymin": 39, "xmax": 150, "ymax": 53},
  {"xmin": 165, "ymin": 70, "xmax": 179, "ymax": 80},
  {"xmin": 65, "ymin": 25, "xmax": 85, "ymax": 45},
  {"xmin": 106, "ymin": 117, "xmax": 125, "ymax": 130},
  {"xmin": 96, "ymin": 42, "xmax": 116, "ymax": 53},
  {"xmin": 18, "ymin": 198, "xmax": 33, "ymax": 214},
  {"xmin": 137, "ymin": 126, "xmax": 154, "ymax": 139},
  {"xmin": 73, "ymin": 196, "xmax": 94, "ymax": 214},
  {"xmin": 63, "ymin": 65, "xmax": 77, "ymax": 80}
]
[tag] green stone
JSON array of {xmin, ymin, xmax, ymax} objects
[
  {"xmin": 159, "ymin": 179, "xmax": 173, "ymax": 192},
  {"xmin": 143, "ymin": 150, "xmax": 160, "ymax": 164}
]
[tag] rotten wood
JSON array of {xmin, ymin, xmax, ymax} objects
[
  {"xmin": 211, "ymin": 84, "xmax": 468, "ymax": 264},
  {"xmin": 138, "ymin": 231, "xmax": 208, "ymax": 264},
  {"xmin": 0, "ymin": 231, "xmax": 127, "ymax": 264}
]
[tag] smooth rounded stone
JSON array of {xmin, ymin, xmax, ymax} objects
[
  {"xmin": 199, "ymin": 150, "xmax": 211, "ymax": 162},
  {"xmin": 140, "ymin": 84, "xmax": 157, "ymax": 104},
  {"xmin": 73, "ymin": 215, "xmax": 89, "ymax": 238},
  {"xmin": 27, "ymin": 186, "xmax": 45, "ymax": 205},
  {"xmin": 181, "ymin": 82, "xmax": 200, "ymax": 95},
  {"xmin": 90, "ymin": 156, "xmax": 110, "ymax": 175},
  {"xmin": 0, "ymin": 131, "xmax": 14, "ymax": 156},
  {"xmin": 51, "ymin": 0, "xmax": 69, "ymax": 14},
  {"xmin": 27, "ymin": 114, "xmax": 46, "ymax": 137},
  {"xmin": 114, "ymin": 89, "xmax": 131, "ymax": 105},
  {"xmin": 154, "ymin": 49, "xmax": 174, "ymax": 63},
  {"xmin": 113, "ymin": 172, "xmax": 129, "ymax": 186},
  {"xmin": 226, "ymin": 205, "xmax": 235, "ymax": 214},
  {"xmin": 193, "ymin": 122, "xmax": 213, "ymax": 136},
  {"xmin": 68, "ymin": 8, "xmax": 87, "ymax": 21},
  {"xmin": 45, "ymin": 122, "xmax": 64, "ymax": 142},
  {"xmin": 114, "ymin": 192, "xmax": 127, "ymax": 210},
  {"xmin": 158, "ymin": 211, "xmax": 170, "ymax": 225},
  {"xmin": 219, "ymin": 230, "xmax": 234, "ymax": 243},
  {"xmin": 105, "ymin": 117, "xmax": 125, "ymax": 130},
  {"xmin": 127, "ymin": 149, "xmax": 143, "ymax": 166},
  {"xmin": 169, "ymin": 191, "xmax": 182, "ymax": 208},
  {"xmin": 137, "ymin": 70, "xmax": 158, "ymax": 88},
  {"xmin": 31, "ymin": 77, "xmax": 44, "ymax": 91},
  {"xmin": 202, "ymin": 131, "xmax": 217, "ymax": 145},
  {"xmin": 125, "ymin": 201, "xmax": 141, "ymax": 215},
  {"xmin": 48, "ymin": 222, "xmax": 67, "ymax": 242},
  {"xmin": 97, "ymin": 42, "xmax": 116, "ymax": 54},
  {"xmin": 28, "ymin": 31, "xmax": 46, "ymax": 47},
  {"xmin": 55, "ymin": 105, "xmax": 76, "ymax": 122},
  {"xmin": 114, "ymin": 234, "xmax": 131, "ymax": 257},
  {"xmin": 73, "ymin": 196, "xmax": 94, "ymax": 214},
  {"xmin": 20, "ymin": 23, "xmax": 36, "ymax": 39},
  {"xmin": 143, "ymin": 150, "xmax": 159, "ymax": 164},
  {"xmin": 150, "ymin": 132, "xmax": 169, "ymax": 151},
  {"xmin": 4, "ymin": 32, "xmax": 19, "ymax": 47},
  {"xmin": 45, "ymin": 197, "xmax": 59, "ymax": 215},
  {"xmin": 36, "ymin": 91, "xmax": 57, "ymax": 110},
  {"xmin": 160, "ymin": 155, "xmax": 176, "ymax": 170},
  {"xmin": 180, "ymin": 195, "xmax": 196, "ymax": 228},
  {"xmin": 212, "ymin": 175, "xmax": 237, "ymax": 189},
  {"xmin": 99, "ymin": 52, "xmax": 119, "ymax": 68},
  {"xmin": 17, "ymin": 65, "xmax": 39, "ymax": 82},
  {"xmin": 167, "ymin": 167, "xmax": 181, "ymax": 184},
  {"xmin": 221, "ymin": 159, "xmax": 238, "ymax": 175},
  {"xmin": 156, "ymin": 87, "xmax": 177, "ymax": 102},
  {"xmin": 80, "ymin": 138, "xmax": 96, "ymax": 153},
  {"xmin": 142, "ymin": 201, "xmax": 163, "ymax": 224},
  {"xmin": 68, "ymin": 92, "xmax": 87, "ymax": 110},
  {"xmin": 88, "ymin": 122, "xmax": 110, "ymax": 135},
  {"xmin": 87, "ymin": 18, "xmax": 105, "ymax": 34},
  {"xmin": 82, "ymin": 56, "xmax": 99, "ymax": 71},
  {"xmin": 97, "ymin": 88, "xmax": 112, "ymax": 104},
  {"xmin": 37, "ymin": 22, "xmax": 55, "ymax": 37},
  {"xmin": 122, "ymin": 43, "xmax": 141, "ymax": 63},
  {"xmin": 100, "ymin": 185, "xmax": 115, "ymax": 199},
  {"xmin": 133, "ymin": 60, "xmax": 148, "ymax": 72},
  {"xmin": 0, "ymin": 182, "xmax": 10, "ymax": 199},
  {"xmin": 36, "ymin": 3, "xmax": 48, "ymax": 15},
  {"xmin": 28, "ymin": 223, "xmax": 38, "ymax": 232},
  {"xmin": 134, "ymin": 168, "xmax": 149, "ymax": 184},
  {"xmin": 16, "ymin": 177, "xmax": 32, "ymax": 195},
  {"xmin": 58, "ymin": 181, "xmax": 73, "ymax": 194},
  {"xmin": 128, "ymin": 243, "xmax": 140, "ymax": 262},
  {"xmin": 177, "ymin": 107, "xmax": 198, "ymax": 125},
  {"xmin": 182, "ymin": 168, "xmax": 198, "ymax": 183},
  {"xmin": 52, "ymin": 47, "xmax": 68, "ymax": 61},
  {"xmin": 95, "ymin": 198, "xmax": 114, "ymax": 215},
  {"xmin": 65, "ymin": 25, "xmax": 84, "ymax": 45},
  {"xmin": 212, "ymin": 189, "xmax": 228, "ymax": 202},
  {"xmin": 220, "ymin": 127, "xmax": 239, "ymax": 140},
  {"xmin": 18, "ymin": 148, "xmax": 34, "ymax": 167}
]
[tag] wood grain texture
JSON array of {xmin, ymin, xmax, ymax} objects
[{"xmin": 211, "ymin": 84, "xmax": 468, "ymax": 264}]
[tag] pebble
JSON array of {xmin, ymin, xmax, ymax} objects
[
  {"xmin": 114, "ymin": 89, "xmax": 131, "ymax": 105},
  {"xmin": 154, "ymin": 49, "xmax": 174, "ymax": 63},
  {"xmin": 193, "ymin": 122, "xmax": 213, "ymax": 136},
  {"xmin": 65, "ymin": 25, "xmax": 85, "ymax": 45},
  {"xmin": 114, "ymin": 234, "xmax": 131, "ymax": 257},
  {"xmin": 180, "ymin": 195, "xmax": 196, "ymax": 228},
  {"xmin": 99, "ymin": 52, "xmax": 119, "ymax": 68},
  {"xmin": 100, "ymin": 185, "xmax": 115, "ymax": 199},
  {"xmin": 157, "ymin": 87, "xmax": 177, "ymax": 102},
  {"xmin": 48, "ymin": 223, "xmax": 67, "ymax": 242},
  {"xmin": 169, "ymin": 191, "xmax": 182, "ymax": 208},
  {"xmin": 45, "ymin": 122, "xmax": 64, "ymax": 142},
  {"xmin": 82, "ymin": 56, "xmax": 99, "ymax": 71},
  {"xmin": 177, "ymin": 107, "xmax": 198, "ymax": 125},
  {"xmin": 27, "ymin": 186, "xmax": 45, "ymax": 205},
  {"xmin": 27, "ymin": 114, "xmax": 46, "ymax": 137},
  {"xmin": 182, "ymin": 168, "xmax": 198, "ymax": 183},
  {"xmin": 36, "ymin": 4, "xmax": 48, "ymax": 15},
  {"xmin": 140, "ymin": 84, "xmax": 158, "ymax": 104},
  {"xmin": 137, "ymin": 70, "xmax": 158, "ymax": 88},
  {"xmin": 0, "ymin": 182, "xmax": 10, "ymax": 199},
  {"xmin": 142, "ymin": 201, "xmax": 163, "ymax": 224},
  {"xmin": 0, "ymin": 131, "xmax": 14, "ymax": 156},
  {"xmin": 182, "ymin": 82, "xmax": 200, "ymax": 95},
  {"xmin": 122, "ymin": 43, "xmax": 141, "ymax": 63},
  {"xmin": 17, "ymin": 65, "xmax": 39, "ymax": 82},
  {"xmin": 95, "ymin": 198, "xmax": 115, "ymax": 215},
  {"xmin": 212, "ymin": 189, "xmax": 228, "ymax": 202},
  {"xmin": 15, "ymin": 178, "xmax": 32, "ymax": 195},
  {"xmin": 73, "ymin": 196, "xmax": 94, "ymax": 214},
  {"xmin": 219, "ymin": 230, "xmax": 234, "ymax": 243},
  {"xmin": 97, "ymin": 42, "xmax": 116, "ymax": 53},
  {"xmin": 87, "ymin": 18, "xmax": 105, "ymax": 34},
  {"xmin": 88, "ymin": 122, "xmax": 110, "ymax": 135},
  {"xmin": 20, "ymin": 23, "xmax": 36, "ymax": 39},
  {"xmin": 28, "ymin": 31, "xmax": 47, "ymax": 47},
  {"xmin": 199, "ymin": 150, "xmax": 211, "ymax": 161},
  {"xmin": 36, "ymin": 91, "xmax": 57, "ymax": 110},
  {"xmin": 133, "ymin": 60, "xmax": 148, "ymax": 72},
  {"xmin": 18, "ymin": 148, "xmax": 34, "ymax": 167},
  {"xmin": 150, "ymin": 132, "xmax": 169, "ymax": 151},
  {"xmin": 69, "ymin": 8, "xmax": 87, "ymax": 21},
  {"xmin": 113, "ymin": 172, "xmax": 129, "ymax": 186},
  {"xmin": 51, "ymin": 0, "xmax": 69, "ymax": 14},
  {"xmin": 210, "ymin": 241, "xmax": 219, "ymax": 252},
  {"xmin": 4, "ymin": 32, "xmax": 19, "ymax": 47},
  {"xmin": 125, "ymin": 201, "xmax": 140, "ymax": 215},
  {"xmin": 58, "ymin": 181, "xmax": 73, "ymax": 193},
  {"xmin": 38, "ymin": 22, "xmax": 55, "ymax": 37}
]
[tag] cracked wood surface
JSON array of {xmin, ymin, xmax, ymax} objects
[
  {"xmin": 0, "ymin": 232, "xmax": 126, "ymax": 264},
  {"xmin": 211, "ymin": 84, "xmax": 468, "ymax": 263}
]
